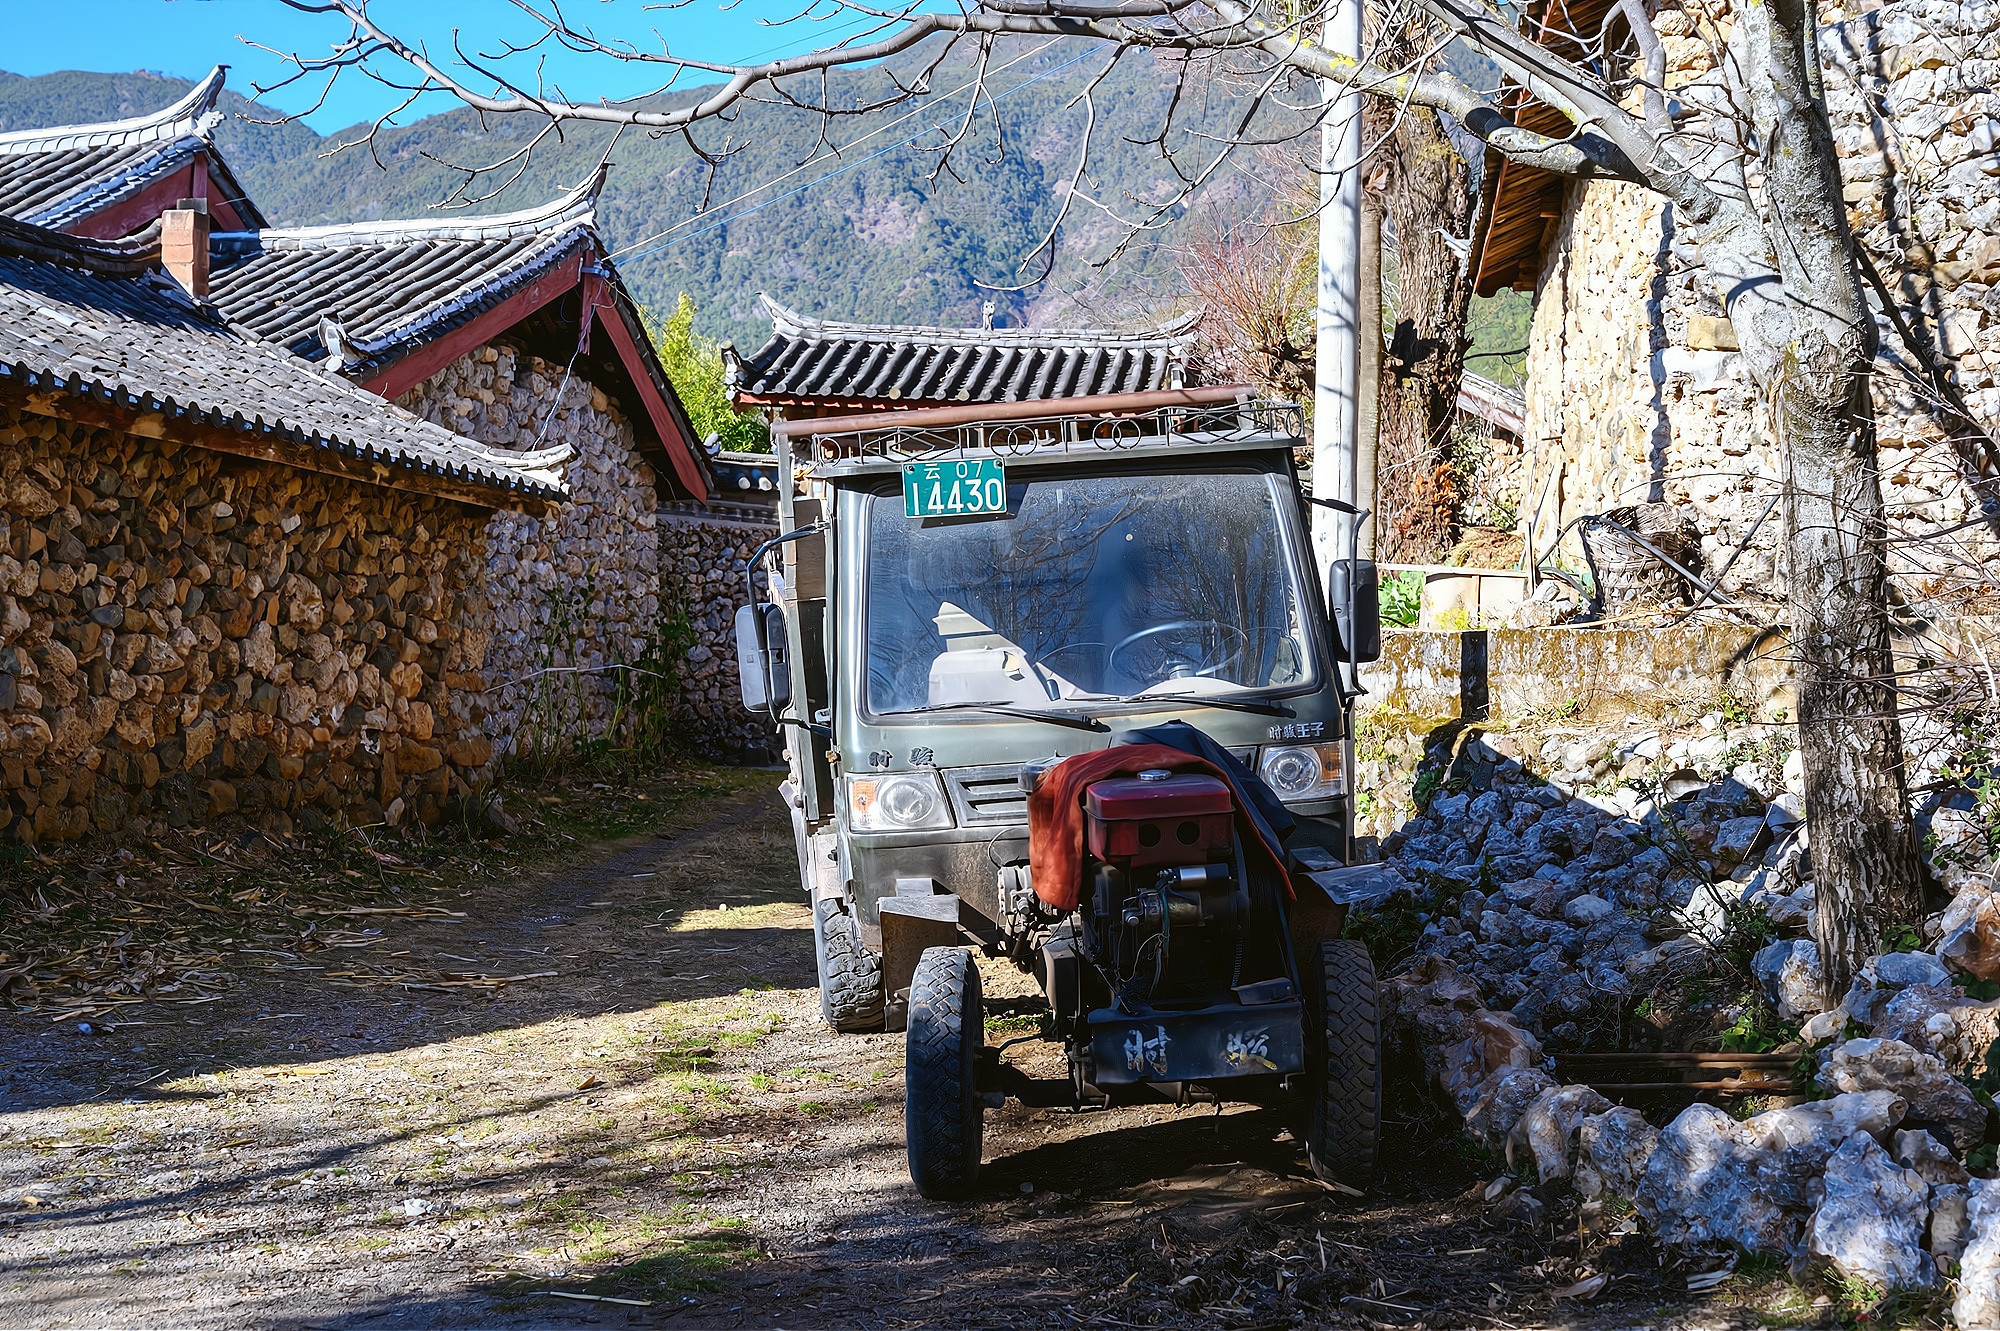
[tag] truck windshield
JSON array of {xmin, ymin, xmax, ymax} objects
[{"xmin": 864, "ymin": 470, "xmax": 1317, "ymax": 717}]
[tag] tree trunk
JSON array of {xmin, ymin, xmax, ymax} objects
[
  {"xmin": 1372, "ymin": 97, "xmax": 1477, "ymax": 564},
  {"xmin": 1778, "ymin": 336, "xmax": 1926, "ymax": 997},
  {"xmin": 1724, "ymin": 0, "xmax": 1926, "ymax": 997}
]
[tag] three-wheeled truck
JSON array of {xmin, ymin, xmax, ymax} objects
[{"xmin": 733, "ymin": 387, "xmax": 1386, "ymax": 1198}]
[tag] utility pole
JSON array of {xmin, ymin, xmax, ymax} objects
[
  {"xmin": 1357, "ymin": 197, "xmax": 1382, "ymax": 560},
  {"xmin": 1312, "ymin": 0, "xmax": 1363, "ymax": 580}
]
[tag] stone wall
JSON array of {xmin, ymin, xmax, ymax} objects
[
  {"xmin": 399, "ymin": 342, "xmax": 661, "ymax": 758},
  {"xmin": 1456, "ymin": 416, "xmax": 1531, "ymax": 532},
  {"xmin": 659, "ymin": 504, "xmax": 780, "ymax": 761},
  {"xmin": 0, "ymin": 404, "xmax": 497, "ymax": 844},
  {"xmin": 1351, "ymin": 616, "xmax": 1998, "ymax": 848},
  {"xmin": 1509, "ymin": 0, "xmax": 2000, "ymax": 602}
]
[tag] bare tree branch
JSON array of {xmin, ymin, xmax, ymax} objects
[{"xmin": 271, "ymin": 0, "xmax": 1687, "ymax": 188}]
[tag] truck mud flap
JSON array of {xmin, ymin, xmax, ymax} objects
[{"xmin": 1086, "ymin": 1000, "xmax": 1305, "ymax": 1085}]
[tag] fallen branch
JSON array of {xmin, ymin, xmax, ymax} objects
[
  {"xmin": 529, "ymin": 1290, "xmax": 653, "ymax": 1307},
  {"xmin": 295, "ymin": 906, "xmax": 467, "ymax": 919}
]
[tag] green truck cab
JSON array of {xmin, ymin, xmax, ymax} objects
[{"xmin": 735, "ymin": 388, "xmax": 1385, "ymax": 1197}]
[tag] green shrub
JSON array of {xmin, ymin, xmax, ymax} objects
[
  {"xmin": 646, "ymin": 295, "xmax": 767, "ymax": 453},
  {"xmin": 1381, "ymin": 569, "xmax": 1424, "ymax": 627}
]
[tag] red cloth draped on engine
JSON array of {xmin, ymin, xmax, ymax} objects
[{"xmin": 1025, "ymin": 744, "xmax": 1292, "ymax": 911}]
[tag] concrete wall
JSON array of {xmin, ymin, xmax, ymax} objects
[
  {"xmin": 0, "ymin": 404, "xmax": 498, "ymax": 843},
  {"xmin": 1351, "ymin": 617, "xmax": 2000, "ymax": 845},
  {"xmin": 1358, "ymin": 623, "xmax": 1795, "ymax": 726}
]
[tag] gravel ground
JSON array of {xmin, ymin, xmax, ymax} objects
[{"xmin": 0, "ymin": 775, "xmax": 1792, "ymax": 1329}]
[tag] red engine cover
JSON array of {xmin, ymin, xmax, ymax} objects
[
  {"xmin": 1085, "ymin": 773, "xmax": 1234, "ymax": 867},
  {"xmin": 1085, "ymin": 774, "xmax": 1232, "ymax": 819}
]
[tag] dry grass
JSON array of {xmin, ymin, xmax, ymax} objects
[{"xmin": 0, "ymin": 759, "xmax": 748, "ymax": 1021}]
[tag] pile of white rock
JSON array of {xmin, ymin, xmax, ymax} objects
[
  {"xmin": 1384, "ymin": 719, "xmax": 1804, "ymax": 1051},
  {"xmin": 1380, "ymin": 726, "xmax": 2000, "ymax": 1314}
]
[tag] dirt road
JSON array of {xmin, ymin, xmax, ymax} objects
[{"xmin": 0, "ymin": 776, "xmax": 1763, "ymax": 1329}]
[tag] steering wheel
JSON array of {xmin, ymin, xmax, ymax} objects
[
  {"xmin": 1107, "ymin": 620, "xmax": 1250, "ymax": 683},
  {"xmin": 1027, "ymin": 640, "xmax": 1108, "ymax": 697},
  {"xmin": 1035, "ymin": 641, "xmax": 1106, "ymax": 677}
]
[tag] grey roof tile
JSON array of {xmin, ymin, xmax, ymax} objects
[
  {"xmin": 202, "ymin": 174, "xmax": 715, "ymax": 503},
  {"xmin": 0, "ymin": 218, "xmax": 565, "ymax": 505},
  {"xmin": 207, "ymin": 181, "xmax": 599, "ymax": 372},
  {"xmin": 0, "ymin": 69, "xmax": 267, "ymax": 233},
  {"xmin": 726, "ymin": 294, "xmax": 1199, "ymax": 407}
]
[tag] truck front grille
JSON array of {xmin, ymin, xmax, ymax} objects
[{"xmin": 944, "ymin": 765, "xmax": 1030, "ymax": 826}]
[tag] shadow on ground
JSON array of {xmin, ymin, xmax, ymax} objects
[{"xmin": 0, "ymin": 777, "xmax": 810, "ymax": 1115}]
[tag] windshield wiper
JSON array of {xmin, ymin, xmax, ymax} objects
[
  {"xmin": 1122, "ymin": 691, "xmax": 1297, "ymax": 717},
  {"xmin": 889, "ymin": 701, "xmax": 1109, "ymax": 732}
]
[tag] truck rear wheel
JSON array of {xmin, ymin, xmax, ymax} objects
[
  {"xmin": 814, "ymin": 896, "xmax": 884, "ymax": 1033},
  {"xmin": 1304, "ymin": 937, "xmax": 1382, "ymax": 1188},
  {"xmin": 905, "ymin": 946, "xmax": 983, "ymax": 1200}
]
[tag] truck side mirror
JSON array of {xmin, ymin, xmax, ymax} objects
[
  {"xmin": 1329, "ymin": 559, "xmax": 1382, "ymax": 665},
  {"xmin": 733, "ymin": 603, "xmax": 792, "ymax": 715}
]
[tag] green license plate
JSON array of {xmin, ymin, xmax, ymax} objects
[{"xmin": 903, "ymin": 458, "xmax": 1008, "ymax": 518}]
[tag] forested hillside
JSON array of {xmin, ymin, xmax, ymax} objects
[
  {"xmin": 0, "ymin": 56, "xmax": 1528, "ymax": 371},
  {"xmin": 0, "ymin": 48, "xmax": 1290, "ymax": 348}
]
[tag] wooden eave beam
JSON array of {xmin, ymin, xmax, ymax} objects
[
  {"xmin": 593, "ymin": 285, "xmax": 714, "ymax": 501},
  {"xmin": 65, "ymin": 158, "xmax": 256, "ymax": 241},
  {"xmin": 358, "ymin": 251, "xmax": 585, "ymax": 401},
  {"xmin": 1465, "ymin": 0, "xmax": 1622, "ymax": 299},
  {"xmin": 1, "ymin": 380, "xmax": 549, "ymax": 515}
]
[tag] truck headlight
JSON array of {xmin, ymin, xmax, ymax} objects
[
  {"xmin": 846, "ymin": 773, "xmax": 954, "ymax": 831},
  {"xmin": 1259, "ymin": 743, "xmax": 1345, "ymax": 802}
]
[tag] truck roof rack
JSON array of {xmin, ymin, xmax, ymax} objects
[{"xmin": 771, "ymin": 386, "xmax": 1304, "ymax": 465}]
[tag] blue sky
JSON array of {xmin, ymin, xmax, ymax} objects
[{"xmin": 2, "ymin": 0, "xmax": 893, "ymax": 131}]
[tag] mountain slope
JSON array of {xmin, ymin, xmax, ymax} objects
[{"xmin": 0, "ymin": 50, "xmax": 1291, "ymax": 348}]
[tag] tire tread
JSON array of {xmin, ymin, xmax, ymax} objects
[
  {"xmin": 1306, "ymin": 937, "xmax": 1382, "ymax": 1187},
  {"xmin": 815, "ymin": 897, "xmax": 884, "ymax": 1033},
  {"xmin": 905, "ymin": 946, "xmax": 982, "ymax": 1199}
]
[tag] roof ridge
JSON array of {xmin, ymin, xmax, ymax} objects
[
  {"xmin": 0, "ymin": 214, "xmax": 160, "ymax": 275},
  {"xmin": 755, "ymin": 292, "xmax": 1203, "ymax": 346},
  {"xmin": 211, "ymin": 169, "xmax": 606, "ymax": 252},
  {"xmin": 0, "ymin": 66, "xmax": 228, "ymax": 157},
  {"xmin": 0, "ymin": 239, "xmax": 567, "ymax": 503}
]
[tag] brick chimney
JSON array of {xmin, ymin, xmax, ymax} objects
[{"xmin": 162, "ymin": 199, "xmax": 210, "ymax": 299}]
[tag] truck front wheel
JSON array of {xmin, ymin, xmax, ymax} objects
[
  {"xmin": 813, "ymin": 896, "xmax": 885, "ymax": 1033},
  {"xmin": 1304, "ymin": 937, "xmax": 1382, "ymax": 1188},
  {"xmin": 904, "ymin": 946, "xmax": 983, "ymax": 1200}
]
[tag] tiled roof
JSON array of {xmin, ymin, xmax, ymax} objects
[
  {"xmin": 207, "ymin": 179, "xmax": 598, "ymax": 373},
  {"xmin": 710, "ymin": 451, "xmax": 779, "ymax": 504},
  {"xmin": 0, "ymin": 68, "xmax": 266, "ymax": 233},
  {"xmin": 0, "ymin": 217, "xmax": 565, "ymax": 505},
  {"xmin": 205, "ymin": 173, "xmax": 714, "ymax": 503},
  {"xmin": 725, "ymin": 295, "xmax": 1198, "ymax": 408},
  {"xmin": 1457, "ymin": 373, "xmax": 1526, "ymax": 436}
]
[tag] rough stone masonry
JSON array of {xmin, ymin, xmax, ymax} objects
[
  {"xmin": 658, "ymin": 507, "xmax": 779, "ymax": 761},
  {"xmin": 399, "ymin": 341, "xmax": 661, "ymax": 759},
  {"xmin": 1510, "ymin": 0, "xmax": 2000, "ymax": 605},
  {"xmin": 0, "ymin": 403, "xmax": 498, "ymax": 843},
  {"xmin": 1354, "ymin": 622, "xmax": 2000, "ymax": 1314}
]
